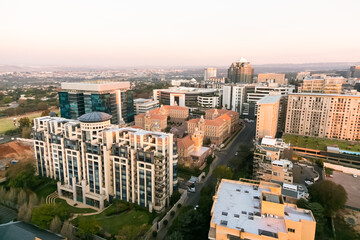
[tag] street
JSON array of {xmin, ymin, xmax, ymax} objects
[{"xmin": 184, "ymin": 122, "xmax": 256, "ymax": 208}]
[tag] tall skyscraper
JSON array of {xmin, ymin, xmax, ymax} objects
[
  {"xmin": 59, "ymin": 81, "xmax": 134, "ymax": 124},
  {"xmin": 204, "ymin": 67, "xmax": 217, "ymax": 81},
  {"xmin": 33, "ymin": 112, "xmax": 177, "ymax": 211},
  {"xmin": 227, "ymin": 57, "xmax": 254, "ymax": 83}
]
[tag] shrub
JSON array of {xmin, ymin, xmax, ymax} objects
[
  {"xmin": 170, "ymin": 211, "xmax": 175, "ymax": 217},
  {"xmin": 177, "ymin": 203, "xmax": 182, "ymax": 208},
  {"xmin": 163, "ymin": 219, "xmax": 168, "ymax": 226}
]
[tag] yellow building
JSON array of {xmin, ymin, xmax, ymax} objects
[
  {"xmin": 209, "ymin": 179, "xmax": 316, "ymax": 240},
  {"xmin": 298, "ymin": 76, "xmax": 346, "ymax": 94},
  {"xmin": 258, "ymin": 73, "xmax": 286, "ymax": 84},
  {"xmin": 256, "ymin": 95, "xmax": 282, "ymax": 140},
  {"xmin": 285, "ymin": 93, "xmax": 360, "ymax": 141}
]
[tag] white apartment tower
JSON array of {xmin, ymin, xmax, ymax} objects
[{"xmin": 33, "ymin": 112, "xmax": 177, "ymax": 212}]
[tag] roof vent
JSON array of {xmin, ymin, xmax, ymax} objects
[
  {"xmin": 222, "ymin": 212, "xmax": 228, "ymax": 216},
  {"xmin": 241, "ymin": 211, "xmax": 247, "ymax": 215},
  {"xmin": 234, "ymin": 214, "xmax": 239, "ymax": 218},
  {"xmin": 220, "ymin": 220, "xmax": 228, "ymax": 226}
]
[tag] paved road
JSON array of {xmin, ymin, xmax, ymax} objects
[
  {"xmin": 185, "ymin": 122, "xmax": 256, "ymax": 207},
  {"xmin": 157, "ymin": 122, "xmax": 256, "ymax": 240}
]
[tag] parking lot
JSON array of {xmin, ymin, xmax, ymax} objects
[{"xmin": 328, "ymin": 171, "xmax": 360, "ymax": 209}]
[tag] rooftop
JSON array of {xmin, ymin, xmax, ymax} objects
[
  {"xmin": 103, "ymin": 127, "xmax": 171, "ymax": 139},
  {"xmin": 258, "ymin": 95, "xmax": 282, "ymax": 104},
  {"xmin": 78, "ymin": 112, "xmax": 112, "ymax": 123},
  {"xmin": 61, "ymin": 81, "xmax": 130, "ymax": 92},
  {"xmin": 289, "ymin": 93, "xmax": 360, "ymax": 98},
  {"xmin": 211, "ymin": 179, "xmax": 314, "ymax": 236},
  {"xmin": 158, "ymin": 87, "xmax": 217, "ymax": 94}
]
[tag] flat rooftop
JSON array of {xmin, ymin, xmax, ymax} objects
[
  {"xmin": 104, "ymin": 127, "xmax": 170, "ymax": 139},
  {"xmin": 211, "ymin": 180, "xmax": 314, "ymax": 236},
  {"xmin": 289, "ymin": 93, "xmax": 360, "ymax": 97},
  {"xmin": 258, "ymin": 95, "xmax": 282, "ymax": 104},
  {"xmin": 61, "ymin": 81, "xmax": 130, "ymax": 92},
  {"xmin": 159, "ymin": 87, "xmax": 217, "ymax": 94}
]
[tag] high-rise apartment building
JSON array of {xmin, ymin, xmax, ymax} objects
[
  {"xmin": 59, "ymin": 81, "xmax": 134, "ymax": 124},
  {"xmin": 33, "ymin": 112, "xmax": 177, "ymax": 211},
  {"xmin": 204, "ymin": 68, "xmax": 217, "ymax": 81},
  {"xmin": 227, "ymin": 57, "xmax": 254, "ymax": 83},
  {"xmin": 298, "ymin": 76, "xmax": 347, "ymax": 94},
  {"xmin": 208, "ymin": 179, "xmax": 316, "ymax": 240},
  {"xmin": 222, "ymin": 84, "xmax": 255, "ymax": 113},
  {"xmin": 256, "ymin": 95, "xmax": 282, "ymax": 140},
  {"xmin": 285, "ymin": 93, "xmax": 360, "ymax": 141},
  {"xmin": 258, "ymin": 73, "xmax": 286, "ymax": 84}
]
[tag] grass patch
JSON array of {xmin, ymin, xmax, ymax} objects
[
  {"xmin": 55, "ymin": 198, "xmax": 96, "ymax": 214},
  {"xmin": 177, "ymin": 166, "xmax": 201, "ymax": 181},
  {"xmin": 74, "ymin": 204, "xmax": 153, "ymax": 236},
  {"xmin": 283, "ymin": 134, "xmax": 360, "ymax": 152},
  {"xmin": 34, "ymin": 182, "xmax": 57, "ymax": 199}
]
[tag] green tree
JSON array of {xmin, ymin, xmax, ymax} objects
[
  {"xmin": 50, "ymin": 216, "xmax": 62, "ymax": 233},
  {"xmin": 166, "ymin": 231, "xmax": 184, "ymax": 240},
  {"xmin": 17, "ymin": 189, "xmax": 28, "ymax": 207},
  {"xmin": 41, "ymin": 109, "xmax": 50, "ymax": 117},
  {"xmin": 32, "ymin": 204, "xmax": 69, "ymax": 229},
  {"xmin": 77, "ymin": 217, "xmax": 100, "ymax": 240},
  {"xmin": 3, "ymin": 96, "xmax": 12, "ymax": 104},
  {"xmin": 22, "ymin": 127, "xmax": 32, "ymax": 138},
  {"xmin": 7, "ymin": 163, "xmax": 36, "ymax": 189},
  {"xmin": 18, "ymin": 117, "xmax": 31, "ymax": 129},
  {"xmin": 309, "ymin": 180, "xmax": 347, "ymax": 216},
  {"xmin": 60, "ymin": 221, "xmax": 75, "ymax": 240},
  {"xmin": 213, "ymin": 166, "xmax": 233, "ymax": 180}
]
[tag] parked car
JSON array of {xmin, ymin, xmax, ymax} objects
[
  {"xmin": 235, "ymin": 152, "xmax": 238, "ymax": 156},
  {"xmin": 353, "ymin": 174, "xmax": 358, "ymax": 178},
  {"xmin": 187, "ymin": 187, "xmax": 195, "ymax": 193},
  {"xmin": 194, "ymin": 205, "xmax": 199, "ymax": 210}
]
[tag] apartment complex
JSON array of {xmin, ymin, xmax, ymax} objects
[
  {"xmin": 133, "ymin": 98, "xmax": 159, "ymax": 115},
  {"xmin": 227, "ymin": 57, "xmax": 254, "ymax": 83},
  {"xmin": 208, "ymin": 179, "xmax": 316, "ymax": 240},
  {"xmin": 187, "ymin": 108, "xmax": 239, "ymax": 145},
  {"xmin": 204, "ymin": 67, "xmax": 217, "ymax": 81},
  {"xmin": 256, "ymin": 95, "xmax": 282, "ymax": 140},
  {"xmin": 222, "ymin": 84, "xmax": 255, "ymax": 113},
  {"xmin": 258, "ymin": 73, "xmax": 286, "ymax": 84},
  {"xmin": 298, "ymin": 76, "xmax": 347, "ymax": 94},
  {"xmin": 33, "ymin": 112, "xmax": 177, "ymax": 212},
  {"xmin": 134, "ymin": 104, "xmax": 189, "ymax": 131},
  {"xmin": 285, "ymin": 93, "xmax": 360, "ymax": 141},
  {"xmin": 59, "ymin": 81, "xmax": 134, "ymax": 124},
  {"xmin": 153, "ymin": 87, "xmax": 218, "ymax": 108}
]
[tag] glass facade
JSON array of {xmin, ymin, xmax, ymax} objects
[{"xmin": 58, "ymin": 90, "xmax": 134, "ymax": 124}]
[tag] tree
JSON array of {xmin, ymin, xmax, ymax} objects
[
  {"xmin": 203, "ymin": 138, "xmax": 211, "ymax": 146},
  {"xmin": 18, "ymin": 117, "xmax": 31, "ymax": 130},
  {"xmin": 166, "ymin": 231, "xmax": 184, "ymax": 240},
  {"xmin": 6, "ymin": 162, "xmax": 36, "ymax": 189},
  {"xmin": 163, "ymin": 219, "xmax": 168, "ymax": 226},
  {"xmin": 22, "ymin": 127, "xmax": 32, "ymax": 138},
  {"xmin": 213, "ymin": 166, "xmax": 233, "ymax": 180},
  {"xmin": 309, "ymin": 180, "xmax": 347, "ymax": 216},
  {"xmin": 117, "ymin": 224, "xmax": 147, "ymax": 240},
  {"xmin": 17, "ymin": 189, "xmax": 28, "ymax": 207},
  {"xmin": 18, "ymin": 203, "xmax": 29, "ymax": 221},
  {"xmin": 61, "ymin": 221, "xmax": 75, "ymax": 240},
  {"xmin": 37, "ymin": 102, "xmax": 48, "ymax": 111},
  {"xmin": 32, "ymin": 204, "xmax": 69, "ymax": 229},
  {"xmin": 50, "ymin": 216, "xmax": 62, "ymax": 233},
  {"xmin": 28, "ymin": 193, "xmax": 39, "ymax": 208},
  {"xmin": 41, "ymin": 109, "xmax": 50, "ymax": 117},
  {"xmin": 77, "ymin": 217, "xmax": 100, "ymax": 240}
]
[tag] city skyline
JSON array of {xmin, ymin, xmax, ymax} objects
[{"xmin": 1, "ymin": 0, "xmax": 360, "ymax": 67}]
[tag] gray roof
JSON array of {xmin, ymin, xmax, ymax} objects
[
  {"xmin": 78, "ymin": 112, "xmax": 112, "ymax": 123},
  {"xmin": 258, "ymin": 95, "xmax": 282, "ymax": 104},
  {"xmin": 0, "ymin": 221, "xmax": 65, "ymax": 240}
]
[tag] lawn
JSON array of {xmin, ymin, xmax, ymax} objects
[
  {"xmin": 34, "ymin": 182, "xmax": 57, "ymax": 199},
  {"xmin": 0, "ymin": 109, "xmax": 59, "ymax": 134},
  {"xmin": 283, "ymin": 134, "xmax": 360, "ymax": 152},
  {"xmin": 74, "ymin": 203, "xmax": 153, "ymax": 236},
  {"xmin": 55, "ymin": 198, "xmax": 97, "ymax": 214}
]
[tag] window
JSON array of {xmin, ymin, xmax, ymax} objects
[{"xmin": 288, "ymin": 228, "xmax": 295, "ymax": 233}]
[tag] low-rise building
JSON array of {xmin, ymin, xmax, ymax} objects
[
  {"xmin": 208, "ymin": 179, "xmax": 316, "ymax": 240},
  {"xmin": 258, "ymin": 73, "xmax": 286, "ymax": 84},
  {"xmin": 298, "ymin": 76, "xmax": 347, "ymax": 94},
  {"xmin": 134, "ymin": 104, "xmax": 189, "ymax": 131},
  {"xmin": 133, "ymin": 98, "xmax": 159, "ymax": 115}
]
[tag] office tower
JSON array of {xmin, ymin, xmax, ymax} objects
[
  {"xmin": 208, "ymin": 179, "xmax": 316, "ymax": 240},
  {"xmin": 33, "ymin": 112, "xmax": 177, "ymax": 211},
  {"xmin": 350, "ymin": 66, "xmax": 360, "ymax": 78},
  {"xmin": 153, "ymin": 87, "xmax": 219, "ymax": 108},
  {"xmin": 285, "ymin": 93, "xmax": 360, "ymax": 141},
  {"xmin": 298, "ymin": 76, "xmax": 347, "ymax": 94},
  {"xmin": 222, "ymin": 84, "xmax": 255, "ymax": 113},
  {"xmin": 59, "ymin": 81, "xmax": 134, "ymax": 124},
  {"xmin": 257, "ymin": 73, "xmax": 286, "ymax": 84},
  {"xmin": 133, "ymin": 98, "xmax": 159, "ymax": 115},
  {"xmin": 227, "ymin": 57, "xmax": 254, "ymax": 83},
  {"xmin": 256, "ymin": 95, "xmax": 282, "ymax": 140},
  {"xmin": 204, "ymin": 67, "xmax": 217, "ymax": 81}
]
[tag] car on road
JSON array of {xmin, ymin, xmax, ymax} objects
[
  {"xmin": 235, "ymin": 152, "xmax": 238, "ymax": 156},
  {"xmin": 187, "ymin": 187, "xmax": 195, "ymax": 193},
  {"xmin": 194, "ymin": 205, "xmax": 199, "ymax": 210},
  {"xmin": 305, "ymin": 180, "xmax": 313, "ymax": 186},
  {"xmin": 353, "ymin": 174, "xmax": 358, "ymax": 178}
]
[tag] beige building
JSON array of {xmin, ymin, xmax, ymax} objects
[
  {"xmin": 208, "ymin": 179, "xmax": 316, "ymax": 240},
  {"xmin": 298, "ymin": 76, "xmax": 347, "ymax": 94},
  {"xmin": 187, "ymin": 109, "xmax": 239, "ymax": 145},
  {"xmin": 258, "ymin": 73, "xmax": 286, "ymax": 84},
  {"xmin": 285, "ymin": 93, "xmax": 360, "ymax": 141},
  {"xmin": 256, "ymin": 95, "xmax": 282, "ymax": 140},
  {"xmin": 134, "ymin": 104, "xmax": 189, "ymax": 131},
  {"xmin": 228, "ymin": 57, "xmax": 254, "ymax": 83},
  {"xmin": 33, "ymin": 112, "xmax": 177, "ymax": 212}
]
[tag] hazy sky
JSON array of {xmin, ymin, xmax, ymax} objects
[{"xmin": 1, "ymin": 0, "xmax": 359, "ymax": 66}]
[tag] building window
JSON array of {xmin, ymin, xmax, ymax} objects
[{"xmin": 288, "ymin": 228, "xmax": 295, "ymax": 233}]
